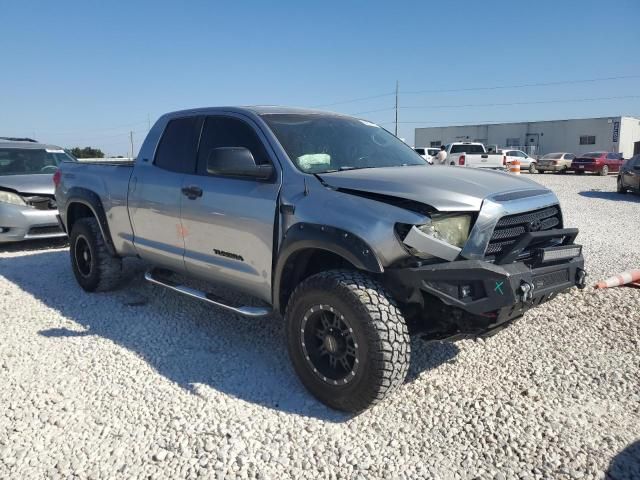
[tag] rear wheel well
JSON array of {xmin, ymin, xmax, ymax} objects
[
  {"xmin": 67, "ymin": 202, "xmax": 95, "ymax": 232},
  {"xmin": 279, "ymin": 249, "xmax": 357, "ymax": 312}
]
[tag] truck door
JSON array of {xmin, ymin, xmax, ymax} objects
[
  {"xmin": 128, "ymin": 115, "xmax": 203, "ymax": 272},
  {"xmin": 180, "ymin": 114, "xmax": 280, "ymax": 303}
]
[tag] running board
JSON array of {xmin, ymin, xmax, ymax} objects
[{"xmin": 144, "ymin": 269, "xmax": 272, "ymax": 318}]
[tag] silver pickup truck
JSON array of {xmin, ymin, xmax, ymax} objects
[{"xmin": 55, "ymin": 107, "xmax": 587, "ymax": 412}]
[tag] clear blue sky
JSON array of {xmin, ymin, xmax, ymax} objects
[{"xmin": 2, "ymin": 0, "xmax": 639, "ymax": 155}]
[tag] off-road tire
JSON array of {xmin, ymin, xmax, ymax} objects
[
  {"xmin": 617, "ymin": 176, "xmax": 627, "ymax": 194},
  {"xmin": 70, "ymin": 217, "xmax": 122, "ymax": 292},
  {"xmin": 285, "ymin": 270, "xmax": 411, "ymax": 412},
  {"xmin": 600, "ymin": 165, "xmax": 609, "ymax": 176}
]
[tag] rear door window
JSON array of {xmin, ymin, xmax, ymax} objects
[{"xmin": 154, "ymin": 116, "xmax": 203, "ymax": 174}]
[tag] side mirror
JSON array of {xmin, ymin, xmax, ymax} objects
[{"xmin": 206, "ymin": 147, "xmax": 273, "ymax": 179}]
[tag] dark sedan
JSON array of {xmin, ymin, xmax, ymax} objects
[
  {"xmin": 571, "ymin": 151, "xmax": 624, "ymax": 176},
  {"xmin": 617, "ymin": 154, "xmax": 640, "ymax": 194}
]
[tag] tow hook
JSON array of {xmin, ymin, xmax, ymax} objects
[
  {"xmin": 576, "ymin": 268, "xmax": 588, "ymax": 290},
  {"xmin": 519, "ymin": 281, "xmax": 535, "ymax": 303}
]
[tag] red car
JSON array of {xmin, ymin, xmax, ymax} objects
[{"xmin": 571, "ymin": 151, "xmax": 624, "ymax": 176}]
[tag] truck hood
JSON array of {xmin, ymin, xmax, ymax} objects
[
  {"xmin": 318, "ymin": 165, "xmax": 547, "ymax": 211},
  {"xmin": 0, "ymin": 174, "xmax": 55, "ymax": 195}
]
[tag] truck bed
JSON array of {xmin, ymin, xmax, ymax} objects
[
  {"xmin": 57, "ymin": 160, "xmax": 135, "ymax": 253},
  {"xmin": 77, "ymin": 158, "xmax": 136, "ymax": 166}
]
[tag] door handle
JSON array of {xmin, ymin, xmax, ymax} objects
[{"xmin": 181, "ymin": 185, "xmax": 203, "ymax": 199}]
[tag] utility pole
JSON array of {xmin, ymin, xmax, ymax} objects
[
  {"xmin": 394, "ymin": 80, "xmax": 399, "ymax": 137},
  {"xmin": 129, "ymin": 131, "xmax": 134, "ymax": 160},
  {"xmin": 147, "ymin": 113, "xmax": 151, "ymax": 131}
]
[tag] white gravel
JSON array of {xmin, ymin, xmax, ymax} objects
[{"xmin": 1, "ymin": 173, "xmax": 639, "ymax": 479}]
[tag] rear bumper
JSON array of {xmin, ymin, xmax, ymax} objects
[
  {"xmin": 570, "ymin": 163, "xmax": 599, "ymax": 172},
  {"xmin": 385, "ymin": 250, "xmax": 586, "ymax": 340},
  {"xmin": 537, "ymin": 164, "xmax": 566, "ymax": 172},
  {"xmin": 0, "ymin": 203, "xmax": 66, "ymax": 243}
]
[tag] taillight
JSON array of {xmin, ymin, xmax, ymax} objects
[
  {"xmin": 458, "ymin": 154, "xmax": 465, "ymax": 166},
  {"xmin": 53, "ymin": 169, "xmax": 61, "ymax": 187},
  {"xmin": 503, "ymin": 155, "xmax": 507, "ymax": 166}
]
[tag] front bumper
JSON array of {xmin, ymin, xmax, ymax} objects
[
  {"xmin": 0, "ymin": 203, "xmax": 66, "ymax": 243},
  {"xmin": 385, "ymin": 253, "xmax": 586, "ymax": 340}
]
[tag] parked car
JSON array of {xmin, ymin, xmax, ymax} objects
[
  {"xmin": 499, "ymin": 149, "xmax": 538, "ymax": 174},
  {"xmin": 414, "ymin": 147, "xmax": 439, "ymax": 164},
  {"xmin": 571, "ymin": 151, "xmax": 624, "ymax": 176},
  {"xmin": 0, "ymin": 138, "xmax": 75, "ymax": 243},
  {"xmin": 445, "ymin": 142, "xmax": 505, "ymax": 169},
  {"xmin": 617, "ymin": 154, "xmax": 640, "ymax": 194},
  {"xmin": 536, "ymin": 152, "xmax": 576, "ymax": 173},
  {"xmin": 55, "ymin": 107, "xmax": 587, "ymax": 412}
]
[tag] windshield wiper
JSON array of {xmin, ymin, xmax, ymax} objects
[
  {"xmin": 319, "ymin": 165, "xmax": 415, "ymax": 174},
  {"xmin": 314, "ymin": 166, "xmax": 368, "ymax": 173}
]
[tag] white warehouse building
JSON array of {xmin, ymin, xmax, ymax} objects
[{"xmin": 414, "ymin": 116, "xmax": 640, "ymax": 158}]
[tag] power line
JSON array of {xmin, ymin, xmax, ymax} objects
[
  {"xmin": 311, "ymin": 74, "xmax": 640, "ymax": 110},
  {"xmin": 311, "ymin": 91, "xmax": 395, "ymax": 108},
  {"xmin": 35, "ymin": 120, "xmax": 149, "ymax": 136},
  {"xmin": 63, "ymin": 130, "xmax": 142, "ymax": 145},
  {"xmin": 401, "ymin": 95, "xmax": 640, "ymax": 111},
  {"xmin": 348, "ymin": 94, "xmax": 640, "ymax": 116},
  {"xmin": 401, "ymin": 74, "xmax": 640, "ymax": 95}
]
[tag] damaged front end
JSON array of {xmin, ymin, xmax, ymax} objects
[{"xmin": 386, "ymin": 202, "xmax": 587, "ymax": 341}]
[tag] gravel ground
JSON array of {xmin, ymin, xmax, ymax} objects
[{"xmin": 1, "ymin": 173, "xmax": 638, "ymax": 479}]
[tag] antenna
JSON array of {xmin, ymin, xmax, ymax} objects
[{"xmin": 395, "ymin": 80, "xmax": 399, "ymax": 137}]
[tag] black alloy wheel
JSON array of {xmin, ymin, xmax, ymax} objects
[
  {"xmin": 300, "ymin": 304, "xmax": 359, "ymax": 386},
  {"xmin": 74, "ymin": 234, "xmax": 93, "ymax": 278}
]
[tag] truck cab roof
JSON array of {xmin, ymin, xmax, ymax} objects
[{"xmin": 160, "ymin": 105, "xmax": 349, "ymax": 120}]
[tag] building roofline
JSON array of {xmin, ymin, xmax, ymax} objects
[{"xmin": 414, "ymin": 115, "xmax": 640, "ymax": 130}]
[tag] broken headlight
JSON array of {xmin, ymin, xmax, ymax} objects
[
  {"xmin": 417, "ymin": 214, "xmax": 472, "ymax": 248},
  {"xmin": 0, "ymin": 190, "xmax": 26, "ymax": 206}
]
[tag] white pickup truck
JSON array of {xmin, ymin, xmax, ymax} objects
[{"xmin": 444, "ymin": 142, "xmax": 506, "ymax": 169}]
